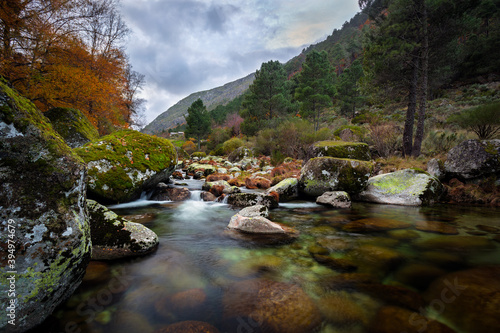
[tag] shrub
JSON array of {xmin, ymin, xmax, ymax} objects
[
  {"xmin": 422, "ymin": 130, "xmax": 467, "ymax": 156},
  {"xmin": 255, "ymin": 128, "xmax": 278, "ymax": 156},
  {"xmin": 209, "ymin": 144, "xmax": 225, "ymax": 156},
  {"xmin": 207, "ymin": 128, "xmax": 231, "ymax": 151},
  {"xmin": 222, "ymin": 137, "xmax": 245, "ymax": 154},
  {"xmin": 182, "ymin": 140, "xmax": 196, "ymax": 154},
  {"xmin": 448, "ymin": 102, "xmax": 500, "ymax": 139},
  {"xmin": 368, "ymin": 122, "xmax": 402, "ymax": 157},
  {"xmin": 191, "ymin": 152, "xmax": 207, "ymax": 158}
]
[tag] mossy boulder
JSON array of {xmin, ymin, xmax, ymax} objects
[
  {"xmin": 299, "ymin": 157, "xmax": 374, "ymax": 197},
  {"xmin": 227, "ymin": 192, "xmax": 279, "ymax": 208},
  {"xmin": 44, "ymin": 107, "xmax": 99, "ymax": 148},
  {"xmin": 87, "ymin": 200, "xmax": 158, "ymax": 260},
  {"xmin": 311, "ymin": 140, "xmax": 371, "ymax": 161},
  {"xmin": 0, "ymin": 79, "xmax": 92, "ymax": 332},
  {"xmin": 357, "ymin": 169, "xmax": 445, "ymax": 206},
  {"xmin": 228, "ymin": 146, "xmax": 254, "ymax": 162},
  {"xmin": 266, "ymin": 177, "xmax": 299, "ymax": 202},
  {"xmin": 75, "ymin": 129, "xmax": 177, "ymax": 203},
  {"xmin": 444, "ymin": 139, "xmax": 500, "ymax": 180},
  {"xmin": 187, "ymin": 163, "xmax": 217, "ymax": 177}
]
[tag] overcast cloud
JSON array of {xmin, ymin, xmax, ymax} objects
[{"xmin": 120, "ymin": 0, "xmax": 360, "ymax": 124}]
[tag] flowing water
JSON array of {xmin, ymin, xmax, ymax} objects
[{"xmin": 34, "ymin": 178, "xmax": 500, "ymax": 333}]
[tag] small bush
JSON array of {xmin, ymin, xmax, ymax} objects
[
  {"xmin": 369, "ymin": 122, "xmax": 402, "ymax": 157},
  {"xmin": 222, "ymin": 137, "xmax": 245, "ymax": 154},
  {"xmin": 448, "ymin": 102, "xmax": 500, "ymax": 139},
  {"xmin": 422, "ymin": 130, "xmax": 467, "ymax": 156},
  {"xmin": 191, "ymin": 152, "xmax": 207, "ymax": 158},
  {"xmin": 182, "ymin": 140, "xmax": 196, "ymax": 154}
]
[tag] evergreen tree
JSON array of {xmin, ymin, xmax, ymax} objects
[
  {"xmin": 336, "ymin": 59, "xmax": 364, "ymax": 117},
  {"xmin": 295, "ymin": 50, "xmax": 335, "ymax": 131},
  {"xmin": 240, "ymin": 60, "xmax": 292, "ymax": 135},
  {"xmin": 185, "ymin": 98, "xmax": 211, "ymax": 150}
]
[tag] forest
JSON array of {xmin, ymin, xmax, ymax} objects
[{"xmin": 179, "ymin": 0, "xmax": 499, "ymax": 162}]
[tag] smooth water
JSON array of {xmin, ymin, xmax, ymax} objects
[{"xmin": 34, "ymin": 179, "xmax": 500, "ymax": 333}]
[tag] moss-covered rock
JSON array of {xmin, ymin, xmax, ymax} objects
[
  {"xmin": 87, "ymin": 200, "xmax": 158, "ymax": 260},
  {"xmin": 0, "ymin": 79, "xmax": 91, "ymax": 332},
  {"xmin": 44, "ymin": 107, "xmax": 99, "ymax": 148},
  {"xmin": 75, "ymin": 129, "xmax": 177, "ymax": 203},
  {"xmin": 299, "ymin": 157, "xmax": 374, "ymax": 197},
  {"xmin": 266, "ymin": 177, "xmax": 299, "ymax": 202},
  {"xmin": 227, "ymin": 146, "xmax": 254, "ymax": 162},
  {"xmin": 357, "ymin": 169, "xmax": 445, "ymax": 206},
  {"xmin": 444, "ymin": 139, "xmax": 500, "ymax": 180},
  {"xmin": 187, "ymin": 163, "xmax": 217, "ymax": 177},
  {"xmin": 227, "ymin": 192, "xmax": 279, "ymax": 208},
  {"xmin": 311, "ymin": 140, "xmax": 371, "ymax": 161}
]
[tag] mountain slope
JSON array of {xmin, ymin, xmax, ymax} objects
[{"xmin": 142, "ymin": 73, "xmax": 255, "ymax": 135}]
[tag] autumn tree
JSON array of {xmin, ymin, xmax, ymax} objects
[
  {"xmin": 185, "ymin": 99, "xmax": 211, "ymax": 150},
  {"xmin": 295, "ymin": 50, "xmax": 335, "ymax": 131}
]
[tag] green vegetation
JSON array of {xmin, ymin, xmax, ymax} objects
[
  {"xmin": 185, "ymin": 99, "xmax": 211, "ymax": 150},
  {"xmin": 449, "ymin": 102, "xmax": 500, "ymax": 139}
]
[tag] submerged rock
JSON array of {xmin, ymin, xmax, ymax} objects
[
  {"xmin": 425, "ymin": 266, "xmax": 500, "ymax": 333},
  {"xmin": 299, "ymin": 157, "xmax": 373, "ymax": 197},
  {"xmin": 0, "ymin": 79, "xmax": 92, "ymax": 332},
  {"xmin": 413, "ymin": 235, "xmax": 494, "ymax": 251},
  {"xmin": 316, "ymin": 191, "xmax": 352, "ymax": 208},
  {"xmin": 311, "ymin": 140, "xmax": 371, "ymax": 161},
  {"xmin": 369, "ymin": 306, "xmax": 454, "ymax": 333},
  {"xmin": 317, "ymin": 293, "xmax": 367, "ymax": 325},
  {"xmin": 342, "ymin": 218, "xmax": 411, "ymax": 233},
  {"xmin": 265, "ymin": 177, "xmax": 299, "ymax": 202},
  {"xmin": 357, "ymin": 169, "xmax": 444, "ymax": 206},
  {"xmin": 87, "ymin": 200, "xmax": 159, "ymax": 260},
  {"xmin": 44, "ymin": 107, "xmax": 99, "ymax": 148},
  {"xmin": 75, "ymin": 129, "xmax": 177, "ymax": 203},
  {"xmin": 223, "ymin": 279, "xmax": 322, "ymax": 333},
  {"xmin": 227, "ymin": 214, "xmax": 291, "ymax": 234},
  {"xmin": 415, "ymin": 220, "xmax": 458, "ymax": 235},
  {"xmin": 444, "ymin": 139, "xmax": 500, "ymax": 180},
  {"xmin": 156, "ymin": 321, "xmax": 220, "ymax": 333}
]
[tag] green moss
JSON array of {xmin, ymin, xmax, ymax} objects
[
  {"xmin": 313, "ymin": 141, "xmax": 371, "ymax": 161},
  {"xmin": 44, "ymin": 107, "xmax": 99, "ymax": 147}
]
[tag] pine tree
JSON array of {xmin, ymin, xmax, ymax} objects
[
  {"xmin": 295, "ymin": 50, "xmax": 335, "ymax": 131},
  {"xmin": 185, "ymin": 99, "xmax": 211, "ymax": 150}
]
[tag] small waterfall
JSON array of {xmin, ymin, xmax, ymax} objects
[{"xmin": 190, "ymin": 190, "xmax": 202, "ymax": 201}]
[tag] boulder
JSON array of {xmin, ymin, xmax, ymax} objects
[
  {"xmin": 357, "ymin": 169, "xmax": 444, "ymax": 206},
  {"xmin": 87, "ymin": 200, "xmax": 159, "ymax": 260},
  {"xmin": 223, "ymin": 279, "xmax": 322, "ymax": 333},
  {"xmin": 75, "ymin": 129, "xmax": 177, "ymax": 203},
  {"xmin": 0, "ymin": 79, "xmax": 92, "ymax": 332},
  {"xmin": 151, "ymin": 183, "xmax": 191, "ymax": 201},
  {"xmin": 44, "ymin": 107, "xmax": 99, "ymax": 148},
  {"xmin": 311, "ymin": 140, "xmax": 371, "ymax": 161},
  {"xmin": 316, "ymin": 191, "xmax": 352, "ymax": 208},
  {"xmin": 228, "ymin": 146, "xmax": 254, "ymax": 162},
  {"xmin": 424, "ymin": 266, "xmax": 500, "ymax": 333},
  {"xmin": 202, "ymin": 180, "xmax": 240, "ymax": 195},
  {"xmin": 265, "ymin": 178, "xmax": 299, "ymax": 202},
  {"xmin": 227, "ymin": 214, "xmax": 292, "ymax": 234},
  {"xmin": 299, "ymin": 157, "xmax": 373, "ymax": 197},
  {"xmin": 186, "ymin": 163, "xmax": 217, "ymax": 177},
  {"xmin": 239, "ymin": 204, "xmax": 269, "ymax": 218},
  {"xmin": 245, "ymin": 175, "xmax": 272, "ymax": 189},
  {"xmin": 427, "ymin": 158, "xmax": 445, "ymax": 181},
  {"xmin": 444, "ymin": 139, "xmax": 500, "ymax": 180},
  {"xmin": 227, "ymin": 192, "xmax": 279, "ymax": 208},
  {"xmin": 369, "ymin": 306, "xmax": 454, "ymax": 333}
]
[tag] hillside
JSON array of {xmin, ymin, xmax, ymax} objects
[{"xmin": 142, "ymin": 73, "xmax": 255, "ymax": 135}]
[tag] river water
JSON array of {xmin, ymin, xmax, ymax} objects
[{"xmin": 33, "ymin": 178, "xmax": 500, "ymax": 333}]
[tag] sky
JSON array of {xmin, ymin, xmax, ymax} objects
[{"xmin": 120, "ymin": 0, "xmax": 361, "ymax": 124}]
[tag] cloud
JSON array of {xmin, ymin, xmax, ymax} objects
[{"xmin": 120, "ymin": 0, "xmax": 360, "ymax": 123}]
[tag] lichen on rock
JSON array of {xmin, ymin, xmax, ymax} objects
[
  {"xmin": 87, "ymin": 199, "xmax": 159, "ymax": 260},
  {"xmin": 0, "ymin": 78, "xmax": 91, "ymax": 332},
  {"xmin": 44, "ymin": 107, "xmax": 99, "ymax": 148},
  {"xmin": 75, "ymin": 129, "xmax": 178, "ymax": 203},
  {"xmin": 311, "ymin": 140, "xmax": 371, "ymax": 161},
  {"xmin": 444, "ymin": 139, "xmax": 500, "ymax": 180}
]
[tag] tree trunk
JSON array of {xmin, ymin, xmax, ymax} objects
[
  {"xmin": 403, "ymin": 54, "xmax": 419, "ymax": 157},
  {"xmin": 413, "ymin": 2, "xmax": 428, "ymax": 157}
]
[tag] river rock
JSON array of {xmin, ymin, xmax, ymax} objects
[
  {"xmin": 0, "ymin": 79, "xmax": 92, "ymax": 332},
  {"xmin": 227, "ymin": 192, "xmax": 279, "ymax": 208},
  {"xmin": 186, "ymin": 163, "xmax": 216, "ymax": 177},
  {"xmin": 317, "ymin": 293, "xmax": 367, "ymax": 325},
  {"xmin": 358, "ymin": 283, "xmax": 426, "ymax": 312},
  {"xmin": 311, "ymin": 140, "xmax": 371, "ymax": 161},
  {"xmin": 200, "ymin": 191, "xmax": 217, "ymax": 201},
  {"xmin": 316, "ymin": 191, "xmax": 352, "ymax": 208},
  {"xmin": 228, "ymin": 146, "xmax": 254, "ymax": 162},
  {"xmin": 444, "ymin": 139, "xmax": 500, "ymax": 180},
  {"xmin": 227, "ymin": 214, "xmax": 291, "ymax": 234},
  {"xmin": 265, "ymin": 177, "xmax": 299, "ymax": 202},
  {"xmin": 425, "ymin": 266, "xmax": 500, "ymax": 333},
  {"xmin": 415, "ymin": 221, "xmax": 458, "ymax": 235},
  {"xmin": 202, "ymin": 180, "xmax": 240, "ymax": 195},
  {"xmin": 156, "ymin": 321, "xmax": 220, "ymax": 333},
  {"xmin": 75, "ymin": 129, "xmax": 177, "ymax": 203},
  {"xmin": 87, "ymin": 200, "xmax": 159, "ymax": 260},
  {"xmin": 44, "ymin": 107, "xmax": 99, "ymax": 148},
  {"xmin": 413, "ymin": 235, "xmax": 494, "ymax": 251},
  {"xmin": 239, "ymin": 204, "xmax": 269, "ymax": 218},
  {"xmin": 223, "ymin": 279, "xmax": 322, "ymax": 333},
  {"xmin": 299, "ymin": 157, "xmax": 373, "ymax": 197},
  {"xmin": 151, "ymin": 184, "xmax": 191, "ymax": 201},
  {"xmin": 427, "ymin": 158, "xmax": 445, "ymax": 181},
  {"xmin": 357, "ymin": 169, "xmax": 444, "ymax": 206},
  {"xmin": 369, "ymin": 306, "xmax": 454, "ymax": 333}
]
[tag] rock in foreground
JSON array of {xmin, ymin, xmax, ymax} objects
[
  {"xmin": 266, "ymin": 178, "xmax": 299, "ymax": 202},
  {"xmin": 0, "ymin": 80, "xmax": 92, "ymax": 332},
  {"xmin": 87, "ymin": 200, "xmax": 159, "ymax": 260},
  {"xmin": 316, "ymin": 191, "xmax": 352, "ymax": 208},
  {"xmin": 75, "ymin": 129, "xmax": 177, "ymax": 203},
  {"xmin": 444, "ymin": 139, "xmax": 500, "ymax": 180},
  {"xmin": 357, "ymin": 169, "xmax": 444, "ymax": 206}
]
